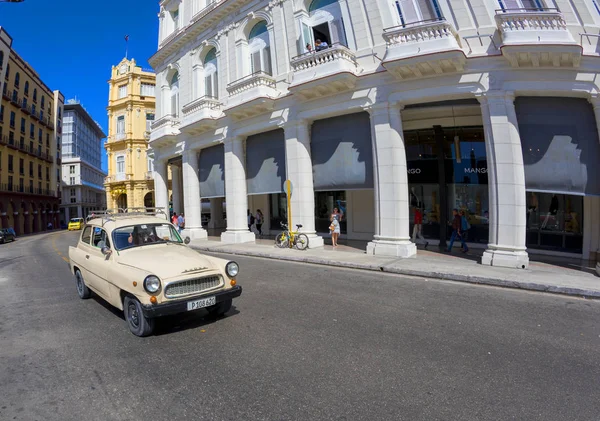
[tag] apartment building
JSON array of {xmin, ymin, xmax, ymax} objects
[
  {"xmin": 0, "ymin": 27, "xmax": 64, "ymax": 234},
  {"xmin": 148, "ymin": 0, "xmax": 600, "ymax": 268},
  {"xmin": 61, "ymin": 100, "xmax": 107, "ymax": 222},
  {"xmin": 105, "ymin": 58, "xmax": 170, "ymax": 210}
]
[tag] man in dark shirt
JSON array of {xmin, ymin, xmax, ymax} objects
[{"xmin": 447, "ymin": 208, "xmax": 469, "ymax": 253}]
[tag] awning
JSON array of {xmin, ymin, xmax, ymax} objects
[
  {"xmin": 198, "ymin": 144, "xmax": 225, "ymax": 199},
  {"xmin": 246, "ymin": 129, "xmax": 286, "ymax": 195}
]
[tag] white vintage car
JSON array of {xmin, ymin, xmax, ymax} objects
[{"xmin": 68, "ymin": 211, "xmax": 242, "ymax": 336}]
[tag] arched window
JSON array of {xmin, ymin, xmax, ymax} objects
[
  {"xmin": 300, "ymin": 0, "xmax": 347, "ymax": 53},
  {"xmin": 203, "ymin": 49, "xmax": 218, "ymax": 98},
  {"xmin": 24, "ymin": 81, "xmax": 29, "ymax": 96},
  {"xmin": 14, "ymin": 72, "xmax": 20, "ymax": 88},
  {"xmin": 169, "ymin": 71, "xmax": 179, "ymax": 117},
  {"xmin": 33, "ymin": 88, "xmax": 37, "ymax": 103},
  {"xmin": 248, "ymin": 22, "xmax": 272, "ymax": 75}
]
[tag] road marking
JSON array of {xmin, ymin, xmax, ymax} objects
[{"xmin": 51, "ymin": 231, "xmax": 71, "ymax": 263}]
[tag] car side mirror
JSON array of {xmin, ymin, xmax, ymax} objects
[
  {"xmin": 184, "ymin": 237, "xmax": 191, "ymax": 245},
  {"xmin": 101, "ymin": 246, "xmax": 112, "ymax": 256}
]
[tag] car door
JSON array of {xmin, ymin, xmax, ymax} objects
[
  {"xmin": 87, "ymin": 227, "xmax": 111, "ymax": 299},
  {"xmin": 72, "ymin": 226, "xmax": 95, "ymax": 285}
]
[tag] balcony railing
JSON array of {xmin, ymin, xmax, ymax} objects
[
  {"xmin": 115, "ymin": 133, "xmax": 127, "ymax": 141},
  {"xmin": 494, "ymin": 8, "xmax": 567, "ymax": 33},
  {"xmin": 227, "ymin": 71, "xmax": 276, "ymax": 96},
  {"xmin": 0, "ymin": 183, "xmax": 55, "ymax": 196},
  {"xmin": 151, "ymin": 114, "xmax": 179, "ymax": 131},
  {"xmin": 191, "ymin": 0, "xmax": 222, "ymax": 24},
  {"xmin": 290, "ymin": 43, "xmax": 357, "ymax": 72},
  {"xmin": 182, "ymin": 96, "xmax": 221, "ymax": 116},
  {"xmin": 105, "ymin": 174, "xmax": 131, "ymax": 184},
  {"xmin": 383, "ymin": 18, "xmax": 459, "ymax": 46}
]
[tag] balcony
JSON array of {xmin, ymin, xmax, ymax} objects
[
  {"xmin": 2, "ymin": 90, "xmax": 9, "ymax": 101},
  {"xmin": 494, "ymin": 9, "xmax": 581, "ymax": 67},
  {"xmin": 22, "ymin": 103, "xmax": 31, "ymax": 115},
  {"xmin": 180, "ymin": 96, "xmax": 222, "ymax": 135},
  {"xmin": 224, "ymin": 72, "xmax": 279, "ymax": 121},
  {"xmin": 149, "ymin": 114, "xmax": 180, "ymax": 146},
  {"xmin": 10, "ymin": 94, "xmax": 19, "ymax": 106},
  {"xmin": 288, "ymin": 44, "xmax": 359, "ymax": 101},
  {"xmin": 104, "ymin": 174, "xmax": 131, "ymax": 184},
  {"xmin": 0, "ymin": 183, "xmax": 55, "ymax": 196},
  {"xmin": 382, "ymin": 19, "xmax": 466, "ymax": 79}
]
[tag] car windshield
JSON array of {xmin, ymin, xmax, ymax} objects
[
  {"xmin": 112, "ymin": 223, "xmax": 182, "ymax": 250},
  {"xmin": 70, "ymin": 218, "xmax": 83, "ymax": 223}
]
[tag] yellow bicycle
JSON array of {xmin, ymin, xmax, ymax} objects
[{"xmin": 275, "ymin": 222, "xmax": 309, "ymax": 250}]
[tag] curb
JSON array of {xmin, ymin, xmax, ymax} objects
[{"xmin": 190, "ymin": 244, "xmax": 600, "ymax": 299}]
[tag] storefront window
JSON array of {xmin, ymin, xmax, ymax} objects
[
  {"xmin": 315, "ymin": 191, "xmax": 346, "ymax": 234},
  {"xmin": 269, "ymin": 193, "xmax": 288, "ymax": 230},
  {"xmin": 526, "ymin": 192, "xmax": 583, "ymax": 253}
]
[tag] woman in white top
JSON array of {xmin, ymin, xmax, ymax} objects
[{"xmin": 330, "ymin": 207, "xmax": 342, "ymax": 247}]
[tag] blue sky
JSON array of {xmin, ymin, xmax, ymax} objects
[{"xmin": 1, "ymin": 0, "xmax": 159, "ymax": 172}]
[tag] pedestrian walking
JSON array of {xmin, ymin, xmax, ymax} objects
[
  {"xmin": 172, "ymin": 212, "xmax": 179, "ymax": 230},
  {"xmin": 412, "ymin": 206, "xmax": 428, "ymax": 249},
  {"xmin": 248, "ymin": 209, "xmax": 255, "ymax": 231},
  {"xmin": 447, "ymin": 208, "xmax": 468, "ymax": 253},
  {"xmin": 460, "ymin": 210, "xmax": 470, "ymax": 242},
  {"xmin": 330, "ymin": 207, "xmax": 342, "ymax": 247},
  {"xmin": 255, "ymin": 209, "xmax": 264, "ymax": 237},
  {"xmin": 178, "ymin": 213, "xmax": 185, "ymax": 234}
]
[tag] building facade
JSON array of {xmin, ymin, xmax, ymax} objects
[
  {"xmin": 0, "ymin": 27, "xmax": 64, "ymax": 234},
  {"xmin": 105, "ymin": 58, "xmax": 165, "ymax": 210},
  {"xmin": 148, "ymin": 0, "xmax": 600, "ymax": 268},
  {"xmin": 60, "ymin": 100, "xmax": 107, "ymax": 221}
]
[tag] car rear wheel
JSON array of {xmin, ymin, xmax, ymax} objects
[
  {"xmin": 75, "ymin": 269, "xmax": 91, "ymax": 299},
  {"xmin": 123, "ymin": 296, "xmax": 155, "ymax": 337},
  {"xmin": 208, "ymin": 299, "xmax": 232, "ymax": 317}
]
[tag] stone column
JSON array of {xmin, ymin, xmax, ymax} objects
[
  {"xmin": 221, "ymin": 136, "xmax": 255, "ymax": 244},
  {"xmin": 478, "ymin": 91, "xmax": 529, "ymax": 269},
  {"xmin": 154, "ymin": 158, "xmax": 169, "ymax": 216},
  {"xmin": 283, "ymin": 120, "xmax": 323, "ymax": 248},
  {"xmin": 181, "ymin": 149, "xmax": 207, "ymax": 240},
  {"xmin": 171, "ymin": 164, "xmax": 183, "ymax": 215},
  {"xmin": 208, "ymin": 198, "xmax": 225, "ymax": 229},
  {"xmin": 366, "ymin": 102, "xmax": 416, "ymax": 258}
]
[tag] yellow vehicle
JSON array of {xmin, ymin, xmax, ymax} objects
[{"xmin": 68, "ymin": 218, "xmax": 85, "ymax": 231}]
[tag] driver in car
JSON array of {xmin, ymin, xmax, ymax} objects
[{"xmin": 128, "ymin": 226, "xmax": 158, "ymax": 245}]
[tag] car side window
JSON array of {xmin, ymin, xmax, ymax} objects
[
  {"xmin": 81, "ymin": 226, "xmax": 92, "ymax": 245},
  {"xmin": 92, "ymin": 227, "xmax": 110, "ymax": 249}
]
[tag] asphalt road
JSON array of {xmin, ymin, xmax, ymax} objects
[{"xmin": 1, "ymin": 231, "xmax": 599, "ymax": 421}]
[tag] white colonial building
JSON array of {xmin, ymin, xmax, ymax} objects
[
  {"xmin": 60, "ymin": 100, "xmax": 107, "ymax": 221},
  {"xmin": 149, "ymin": 0, "xmax": 600, "ymax": 269}
]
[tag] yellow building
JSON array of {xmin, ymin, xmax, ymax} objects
[
  {"xmin": 0, "ymin": 27, "xmax": 64, "ymax": 235},
  {"xmin": 105, "ymin": 58, "xmax": 167, "ymax": 210}
]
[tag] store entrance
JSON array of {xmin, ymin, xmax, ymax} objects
[{"xmin": 405, "ymin": 126, "xmax": 489, "ymax": 248}]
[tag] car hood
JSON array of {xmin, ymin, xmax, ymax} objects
[{"xmin": 116, "ymin": 245, "xmax": 220, "ymax": 279}]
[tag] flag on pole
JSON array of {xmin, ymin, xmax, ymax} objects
[
  {"xmin": 124, "ymin": 35, "xmax": 129, "ymax": 59},
  {"xmin": 124, "ymin": 35, "xmax": 129, "ymax": 42}
]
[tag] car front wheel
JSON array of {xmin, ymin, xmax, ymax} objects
[
  {"xmin": 123, "ymin": 296, "xmax": 155, "ymax": 337},
  {"xmin": 75, "ymin": 269, "xmax": 91, "ymax": 299},
  {"xmin": 208, "ymin": 298, "xmax": 232, "ymax": 317}
]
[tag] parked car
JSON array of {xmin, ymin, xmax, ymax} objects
[
  {"xmin": 0, "ymin": 228, "xmax": 16, "ymax": 244},
  {"xmin": 68, "ymin": 212, "xmax": 242, "ymax": 336},
  {"xmin": 68, "ymin": 218, "xmax": 84, "ymax": 231}
]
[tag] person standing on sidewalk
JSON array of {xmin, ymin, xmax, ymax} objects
[
  {"xmin": 255, "ymin": 210, "xmax": 264, "ymax": 237},
  {"xmin": 447, "ymin": 208, "xmax": 468, "ymax": 253},
  {"xmin": 178, "ymin": 213, "xmax": 185, "ymax": 234},
  {"xmin": 412, "ymin": 206, "xmax": 428, "ymax": 249},
  {"xmin": 330, "ymin": 207, "xmax": 342, "ymax": 247}
]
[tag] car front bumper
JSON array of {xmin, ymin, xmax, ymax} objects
[{"xmin": 141, "ymin": 285, "xmax": 242, "ymax": 318}]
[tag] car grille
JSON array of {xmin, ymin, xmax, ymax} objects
[{"xmin": 164, "ymin": 275, "xmax": 222, "ymax": 298}]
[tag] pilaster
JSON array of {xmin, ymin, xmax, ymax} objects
[
  {"xmin": 171, "ymin": 164, "xmax": 183, "ymax": 215},
  {"xmin": 153, "ymin": 158, "xmax": 169, "ymax": 215},
  {"xmin": 365, "ymin": 102, "xmax": 416, "ymax": 258},
  {"xmin": 478, "ymin": 91, "xmax": 529, "ymax": 269}
]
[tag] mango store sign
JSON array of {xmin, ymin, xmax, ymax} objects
[{"xmin": 407, "ymin": 167, "xmax": 487, "ymax": 174}]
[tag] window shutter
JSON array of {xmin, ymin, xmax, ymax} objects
[
  {"xmin": 251, "ymin": 51, "xmax": 262, "ymax": 74},
  {"xmin": 263, "ymin": 47, "xmax": 273, "ymax": 75},
  {"xmin": 329, "ymin": 19, "xmax": 347, "ymax": 46},
  {"xmin": 396, "ymin": 0, "xmax": 420, "ymax": 25},
  {"xmin": 205, "ymin": 75, "xmax": 213, "ymax": 98},
  {"xmin": 214, "ymin": 71, "xmax": 219, "ymax": 99},
  {"xmin": 416, "ymin": 0, "xmax": 439, "ymax": 20},
  {"xmin": 301, "ymin": 22, "xmax": 313, "ymax": 52}
]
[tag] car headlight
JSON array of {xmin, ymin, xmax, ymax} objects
[
  {"xmin": 225, "ymin": 261, "xmax": 239, "ymax": 278},
  {"xmin": 143, "ymin": 275, "xmax": 161, "ymax": 293}
]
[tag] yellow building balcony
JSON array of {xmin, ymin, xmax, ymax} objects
[
  {"xmin": 105, "ymin": 174, "xmax": 131, "ymax": 185},
  {"xmin": 288, "ymin": 44, "xmax": 359, "ymax": 100},
  {"xmin": 180, "ymin": 96, "xmax": 222, "ymax": 135},
  {"xmin": 381, "ymin": 19, "xmax": 466, "ymax": 80},
  {"xmin": 494, "ymin": 8, "xmax": 582, "ymax": 67}
]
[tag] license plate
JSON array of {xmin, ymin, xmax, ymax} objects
[{"xmin": 187, "ymin": 296, "xmax": 216, "ymax": 311}]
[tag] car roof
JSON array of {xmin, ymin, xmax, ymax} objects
[{"xmin": 86, "ymin": 215, "xmax": 171, "ymax": 231}]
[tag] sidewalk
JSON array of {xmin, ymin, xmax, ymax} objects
[{"xmin": 190, "ymin": 238, "xmax": 600, "ymax": 299}]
